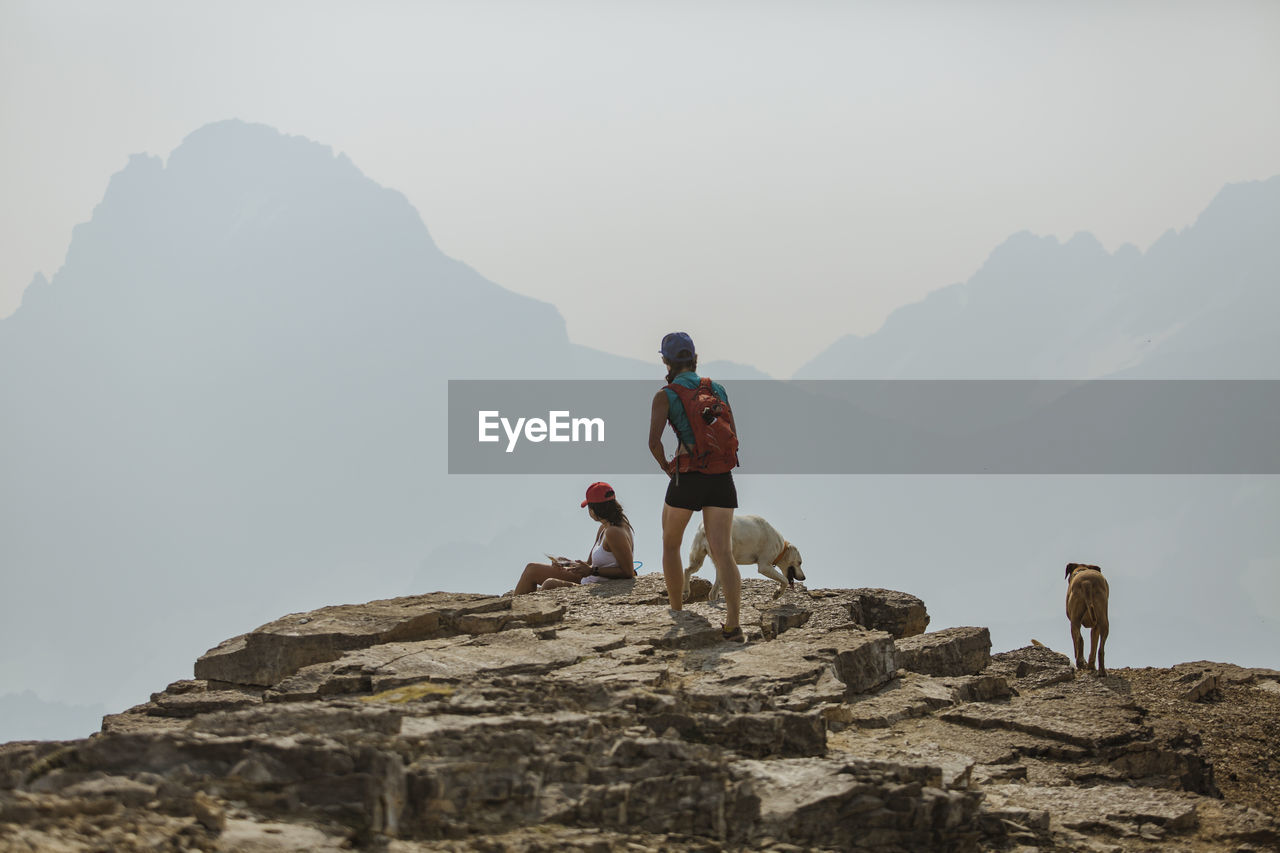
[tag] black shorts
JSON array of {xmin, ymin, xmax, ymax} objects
[{"xmin": 664, "ymin": 471, "xmax": 738, "ymax": 511}]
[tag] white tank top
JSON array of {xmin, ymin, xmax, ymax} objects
[{"xmin": 589, "ymin": 525, "xmax": 628, "ymax": 569}]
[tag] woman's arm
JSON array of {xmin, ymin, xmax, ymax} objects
[
  {"xmin": 649, "ymin": 390, "xmax": 672, "ymax": 473},
  {"xmin": 547, "ymin": 553, "xmax": 590, "ymax": 574},
  {"xmin": 594, "ymin": 526, "xmax": 635, "ymax": 578}
]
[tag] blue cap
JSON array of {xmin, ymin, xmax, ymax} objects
[{"xmin": 660, "ymin": 332, "xmax": 696, "ymax": 361}]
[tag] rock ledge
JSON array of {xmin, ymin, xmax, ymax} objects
[{"xmin": 2, "ymin": 575, "xmax": 1276, "ymax": 852}]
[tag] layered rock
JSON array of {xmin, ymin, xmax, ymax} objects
[
  {"xmin": 894, "ymin": 626, "xmax": 991, "ymax": 677},
  {"xmin": 193, "ymin": 593, "xmax": 524, "ymax": 686},
  {"xmin": 1, "ymin": 576, "xmax": 1276, "ymax": 852}
]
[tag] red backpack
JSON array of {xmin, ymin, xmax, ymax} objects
[{"xmin": 665, "ymin": 377, "xmax": 740, "ymax": 474}]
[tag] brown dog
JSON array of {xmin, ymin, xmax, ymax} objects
[{"xmin": 1065, "ymin": 563, "xmax": 1110, "ymax": 676}]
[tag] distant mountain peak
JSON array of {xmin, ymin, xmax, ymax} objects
[
  {"xmin": 795, "ymin": 174, "xmax": 1280, "ymax": 379},
  {"xmin": 165, "ymin": 119, "xmax": 361, "ymax": 184},
  {"xmin": 1065, "ymin": 231, "xmax": 1105, "ymax": 252},
  {"xmin": 1184, "ymin": 174, "xmax": 1280, "ymax": 245}
]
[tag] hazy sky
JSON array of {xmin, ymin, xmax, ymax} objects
[{"xmin": 3, "ymin": 1, "xmax": 1279, "ymax": 377}]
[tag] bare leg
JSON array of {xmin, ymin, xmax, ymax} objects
[
  {"xmin": 662, "ymin": 503, "xmax": 695, "ymax": 610},
  {"xmin": 515, "ymin": 562, "xmax": 581, "ymax": 595},
  {"xmin": 702, "ymin": 505, "xmax": 739, "ymax": 631},
  {"xmin": 541, "ymin": 577, "xmax": 580, "ymax": 590}
]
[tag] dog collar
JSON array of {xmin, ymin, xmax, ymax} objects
[{"xmin": 772, "ymin": 541, "xmax": 791, "ymax": 566}]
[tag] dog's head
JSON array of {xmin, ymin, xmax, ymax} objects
[
  {"xmin": 1064, "ymin": 562, "xmax": 1102, "ymax": 581},
  {"xmin": 777, "ymin": 542, "xmax": 805, "ymax": 587}
]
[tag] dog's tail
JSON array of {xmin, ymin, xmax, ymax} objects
[{"xmin": 1083, "ymin": 599, "xmax": 1100, "ymax": 629}]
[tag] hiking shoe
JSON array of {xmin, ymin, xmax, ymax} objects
[{"xmin": 720, "ymin": 624, "xmax": 745, "ymax": 643}]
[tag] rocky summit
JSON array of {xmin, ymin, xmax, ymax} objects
[{"xmin": 2, "ymin": 577, "xmax": 1278, "ymax": 852}]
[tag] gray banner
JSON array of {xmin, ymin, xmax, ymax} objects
[{"xmin": 447, "ymin": 380, "xmax": 1280, "ymax": 474}]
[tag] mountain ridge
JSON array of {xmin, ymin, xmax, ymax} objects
[{"xmin": 794, "ymin": 174, "xmax": 1280, "ymax": 379}]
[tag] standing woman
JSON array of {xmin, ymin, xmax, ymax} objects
[{"xmin": 647, "ymin": 332, "xmax": 745, "ymax": 641}]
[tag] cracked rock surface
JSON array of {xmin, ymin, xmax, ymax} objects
[{"xmin": 2, "ymin": 575, "xmax": 1277, "ymax": 852}]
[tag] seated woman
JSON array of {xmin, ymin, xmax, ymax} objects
[{"xmin": 514, "ymin": 482, "xmax": 635, "ymax": 595}]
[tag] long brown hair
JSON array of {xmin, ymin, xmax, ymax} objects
[{"xmin": 588, "ymin": 498, "xmax": 631, "ymax": 531}]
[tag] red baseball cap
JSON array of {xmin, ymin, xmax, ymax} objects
[{"xmin": 580, "ymin": 482, "xmax": 616, "ymax": 507}]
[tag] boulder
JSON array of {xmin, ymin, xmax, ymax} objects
[
  {"xmin": 1171, "ymin": 660, "xmax": 1280, "ymax": 685},
  {"xmin": 1181, "ymin": 672, "xmax": 1222, "ymax": 703},
  {"xmin": 846, "ymin": 588, "xmax": 930, "ymax": 638},
  {"xmin": 831, "ymin": 630, "xmax": 898, "ymax": 694},
  {"xmin": 733, "ymin": 756, "xmax": 981, "ymax": 849},
  {"xmin": 759, "ymin": 603, "xmax": 811, "ymax": 639},
  {"xmin": 684, "ymin": 576, "xmax": 713, "ymax": 603},
  {"xmin": 983, "ymin": 643, "xmax": 1075, "ymax": 691},
  {"xmin": 989, "ymin": 644, "xmax": 1072, "ymax": 675},
  {"xmin": 895, "ymin": 626, "xmax": 991, "ymax": 677}
]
